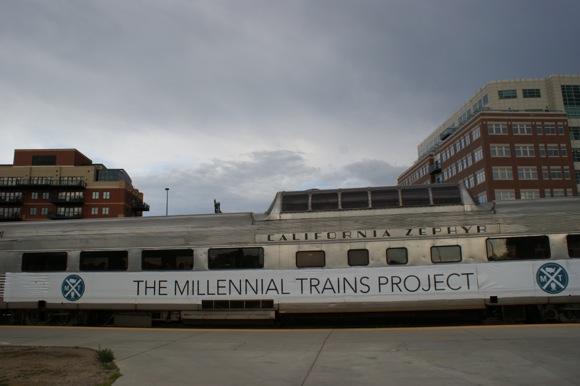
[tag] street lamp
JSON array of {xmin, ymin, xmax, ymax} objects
[{"xmin": 165, "ymin": 188, "xmax": 169, "ymax": 216}]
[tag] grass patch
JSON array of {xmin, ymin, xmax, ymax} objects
[
  {"xmin": 95, "ymin": 347, "xmax": 121, "ymax": 386},
  {"xmin": 96, "ymin": 347, "xmax": 115, "ymax": 364}
]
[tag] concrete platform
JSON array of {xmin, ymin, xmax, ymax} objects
[{"xmin": 1, "ymin": 324, "xmax": 579, "ymax": 385}]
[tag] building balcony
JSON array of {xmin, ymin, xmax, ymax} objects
[
  {"xmin": 0, "ymin": 213, "xmax": 22, "ymax": 221},
  {"xmin": 0, "ymin": 197, "xmax": 23, "ymax": 205},
  {"xmin": 132, "ymin": 201, "xmax": 150, "ymax": 212},
  {"xmin": 48, "ymin": 211, "xmax": 84, "ymax": 220},
  {"xmin": 0, "ymin": 179, "xmax": 87, "ymax": 188},
  {"xmin": 429, "ymin": 161, "xmax": 442, "ymax": 175},
  {"xmin": 439, "ymin": 127, "xmax": 457, "ymax": 141}
]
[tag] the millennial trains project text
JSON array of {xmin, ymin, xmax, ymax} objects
[{"xmin": 1, "ymin": 184, "xmax": 579, "ymax": 326}]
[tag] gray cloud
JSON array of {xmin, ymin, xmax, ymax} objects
[{"xmin": 1, "ymin": 0, "xmax": 579, "ymax": 215}]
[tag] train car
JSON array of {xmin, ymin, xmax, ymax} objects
[{"xmin": 1, "ymin": 183, "xmax": 579, "ymax": 326}]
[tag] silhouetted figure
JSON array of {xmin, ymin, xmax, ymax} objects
[{"xmin": 214, "ymin": 199, "xmax": 222, "ymax": 214}]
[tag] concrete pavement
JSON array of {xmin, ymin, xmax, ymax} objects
[{"xmin": 1, "ymin": 324, "xmax": 579, "ymax": 385}]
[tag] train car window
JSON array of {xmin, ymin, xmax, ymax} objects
[
  {"xmin": 142, "ymin": 249, "xmax": 194, "ymax": 270},
  {"xmin": 431, "ymin": 185, "xmax": 462, "ymax": 205},
  {"xmin": 387, "ymin": 248, "xmax": 408, "ymax": 265},
  {"xmin": 431, "ymin": 246, "xmax": 462, "ymax": 263},
  {"xmin": 401, "ymin": 187, "xmax": 431, "ymax": 207},
  {"xmin": 371, "ymin": 189, "xmax": 399, "ymax": 208},
  {"xmin": 311, "ymin": 192, "xmax": 338, "ymax": 210},
  {"xmin": 568, "ymin": 235, "xmax": 580, "ymax": 258},
  {"xmin": 341, "ymin": 191, "xmax": 369, "ymax": 209},
  {"xmin": 348, "ymin": 249, "xmax": 369, "ymax": 266},
  {"xmin": 296, "ymin": 251, "xmax": 325, "ymax": 268},
  {"xmin": 282, "ymin": 193, "xmax": 309, "ymax": 212},
  {"xmin": 208, "ymin": 248, "xmax": 264, "ymax": 270},
  {"xmin": 486, "ymin": 236, "xmax": 550, "ymax": 261},
  {"xmin": 22, "ymin": 252, "xmax": 67, "ymax": 272},
  {"xmin": 80, "ymin": 251, "xmax": 128, "ymax": 271}
]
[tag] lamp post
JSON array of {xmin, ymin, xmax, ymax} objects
[{"xmin": 165, "ymin": 188, "xmax": 169, "ymax": 216}]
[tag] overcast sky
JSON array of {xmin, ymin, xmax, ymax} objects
[{"xmin": 2, "ymin": 0, "xmax": 579, "ymax": 216}]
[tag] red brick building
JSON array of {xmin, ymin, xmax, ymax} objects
[
  {"xmin": 0, "ymin": 149, "xmax": 149, "ymax": 221},
  {"xmin": 398, "ymin": 75, "xmax": 580, "ymax": 202}
]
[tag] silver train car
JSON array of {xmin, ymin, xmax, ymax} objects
[{"xmin": 1, "ymin": 183, "xmax": 579, "ymax": 326}]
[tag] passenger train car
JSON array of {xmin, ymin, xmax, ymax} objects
[{"xmin": 1, "ymin": 183, "xmax": 579, "ymax": 326}]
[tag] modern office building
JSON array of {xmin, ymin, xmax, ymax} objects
[
  {"xmin": 398, "ymin": 74, "xmax": 580, "ymax": 203},
  {"xmin": 0, "ymin": 149, "xmax": 149, "ymax": 221}
]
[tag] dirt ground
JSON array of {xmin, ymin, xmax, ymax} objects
[{"xmin": 0, "ymin": 346, "xmax": 119, "ymax": 386}]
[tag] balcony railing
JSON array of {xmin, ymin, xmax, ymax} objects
[
  {"xmin": 0, "ymin": 213, "xmax": 22, "ymax": 221},
  {"xmin": 0, "ymin": 197, "xmax": 23, "ymax": 205},
  {"xmin": 132, "ymin": 201, "xmax": 150, "ymax": 212},
  {"xmin": 429, "ymin": 161, "xmax": 442, "ymax": 175},
  {"xmin": 0, "ymin": 179, "xmax": 87, "ymax": 188}
]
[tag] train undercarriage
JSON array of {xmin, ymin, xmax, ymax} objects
[{"xmin": 2, "ymin": 303, "xmax": 579, "ymax": 327}]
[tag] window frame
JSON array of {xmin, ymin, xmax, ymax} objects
[
  {"xmin": 208, "ymin": 247, "xmax": 264, "ymax": 270},
  {"xmin": 431, "ymin": 245, "xmax": 462, "ymax": 263},
  {"xmin": 296, "ymin": 250, "xmax": 325, "ymax": 268}
]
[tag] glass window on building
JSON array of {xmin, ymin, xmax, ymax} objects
[
  {"xmin": 561, "ymin": 85, "xmax": 580, "ymax": 119},
  {"xmin": 542, "ymin": 167, "xmax": 549, "ymax": 180},
  {"xmin": 477, "ymin": 192, "xmax": 488, "ymax": 203},
  {"xmin": 520, "ymin": 190, "xmax": 540, "ymax": 199},
  {"xmin": 513, "ymin": 123, "xmax": 532, "ymax": 135},
  {"xmin": 539, "ymin": 145, "xmax": 546, "ymax": 157},
  {"xmin": 498, "ymin": 89, "xmax": 517, "ymax": 99},
  {"xmin": 572, "ymin": 148, "xmax": 580, "ymax": 162},
  {"xmin": 515, "ymin": 145, "xmax": 535, "ymax": 157},
  {"xmin": 553, "ymin": 189, "xmax": 565, "ymax": 198},
  {"xmin": 570, "ymin": 127, "xmax": 580, "ymax": 140},
  {"xmin": 495, "ymin": 190, "xmax": 516, "ymax": 201},
  {"xmin": 550, "ymin": 167, "xmax": 563, "ymax": 179},
  {"xmin": 523, "ymin": 89, "xmax": 541, "ymax": 98},
  {"xmin": 518, "ymin": 167, "xmax": 538, "ymax": 180},
  {"xmin": 92, "ymin": 191, "xmax": 99, "ymax": 199},
  {"xmin": 492, "ymin": 167, "xmax": 513, "ymax": 180},
  {"xmin": 476, "ymin": 169, "xmax": 486, "ymax": 185},
  {"xmin": 547, "ymin": 144, "xmax": 559, "ymax": 157},
  {"xmin": 490, "ymin": 145, "xmax": 511, "ymax": 157},
  {"xmin": 488, "ymin": 123, "xmax": 508, "ymax": 134}
]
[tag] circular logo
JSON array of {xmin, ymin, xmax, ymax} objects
[
  {"xmin": 61, "ymin": 275, "xmax": 85, "ymax": 301},
  {"xmin": 536, "ymin": 263, "xmax": 568, "ymax": 294}
]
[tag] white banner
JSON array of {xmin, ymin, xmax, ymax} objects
[{"xmin": 4, "ymin": 260, "xmax": 579, "ymax": 305}]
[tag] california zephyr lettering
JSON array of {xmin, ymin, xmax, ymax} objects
[{"xmin": 258, "ymin": 225, "xmax": 496, "ymax": 243}]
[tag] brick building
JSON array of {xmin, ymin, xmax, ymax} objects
[
  {"xmin": 398, "ymin": 75, "xmax": 580, "ymax": 202},
  {"xmin": 0, "ymin": 149, "xmax": 149, "ymax": 221}
]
